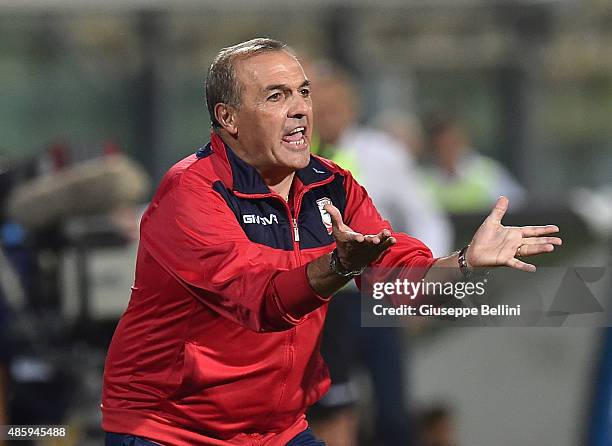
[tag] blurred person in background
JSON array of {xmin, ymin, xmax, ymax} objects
[
  {"xmin": 417, "ymin": 405, "xmax": 458, "ymax": 446},
  {"xmin": 310, "ymin": 63, "xmax": 452, "ymax": 256},
  {"xmin": 102, "ymin": 38, "xmax": 562, "ymax": 446},
  {"xmin": 373, "ymin": 109, "xmax": 427, "ymax": 163},
  {"xmin": 305, "ymin": 62, "xmax": 451, "ymax": 446},
  {"xmin": 422, "ymin": 111, "xmax": 527, "ymax": 214}
]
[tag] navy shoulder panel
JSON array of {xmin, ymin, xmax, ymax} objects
[
  {"xmin": 297, "ymin": 173, "xmax": 347, "ymax": 249},
  {"xmin": 212, "ymin": 181, "xmax": 293, "ymax": 250},
  {"xmin": 195, "ymin": 144, "xmax": 213, "ymax": 159}
]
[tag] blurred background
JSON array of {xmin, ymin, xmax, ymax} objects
[{"xmin": 0, "ymin": 0, "xmax": 611, "ymax": 445}]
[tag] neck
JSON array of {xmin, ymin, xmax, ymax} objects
[
  {"xmin": 217, "ymin": 130, "xmax": 295, "ymax": 200},
  {"xmin": 263, "ymin": 171, "xmax": 295, "ymax": 200}
]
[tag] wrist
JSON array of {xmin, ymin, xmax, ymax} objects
[
  {"xmin": 458, "ymin": 245, "xmax": 471, "ymax": 276},
  {"xmin": 330, "ymin": 248, "xmax": 366, "ymax": 278},
  {"xmin": 458, "ymin": 244, "xmax": 488, "ymax": 280},
  {"xmin": 461, "ymin": 244, "xmax": 473, "ymax": 266}
]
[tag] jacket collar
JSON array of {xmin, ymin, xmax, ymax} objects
[{"xmin": 206, "ymin": 132, "xmax": 334, "ymax": 196}]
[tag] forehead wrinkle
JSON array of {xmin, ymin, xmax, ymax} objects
[
  {"xmin": 239, "ymin": 55, "xmax": 306, "ymax": 88},
  {"xmin": 264, "ymin": 78, "xmax": 310, "ymax": 93}
]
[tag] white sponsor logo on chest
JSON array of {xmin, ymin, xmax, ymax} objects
[{"xmin": 243, "ymin": 214, "xmax": 279, "ymax": 226}]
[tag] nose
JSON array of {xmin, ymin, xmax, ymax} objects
[{"xmin": 287, "ymin": 92, "xmax": 311, "ymax": 120}]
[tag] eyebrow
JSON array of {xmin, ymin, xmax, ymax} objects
[{"xmin": 264, "ymin": 79, "xmax": 311, "ymax": 92}]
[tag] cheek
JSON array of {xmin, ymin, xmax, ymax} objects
[
  {"xmin": 257, "ymin": 110, "xmax": 283, "ymax": 134},
  {"xmin": 304, "ymin": 125, "xmax": 314, "ymax": 142},
  {"xmin": 243, "ymin": 115, "xmax": 274, "ymax": 142}
]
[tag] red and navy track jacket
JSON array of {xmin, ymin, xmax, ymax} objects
[{"xmin": 101, "ymin": 133, "xmax": 436, "ymax": 446}]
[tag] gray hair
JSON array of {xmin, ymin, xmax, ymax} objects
[{"xmin": 205, "ymin": 38, "xmax": 289, "ymax": 129}]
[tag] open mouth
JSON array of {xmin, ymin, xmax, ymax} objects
[{"xmin": 282, "ymin": 126, "xmax": 307, "ymax": 147}]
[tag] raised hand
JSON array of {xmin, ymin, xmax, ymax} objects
[
  {"xmin": 324, "ymin": 204, "xmax": 396, "ymax": 271},
  {"xmin": 466, "ymin": 196, "xmax": 562, "ymax": 272}
]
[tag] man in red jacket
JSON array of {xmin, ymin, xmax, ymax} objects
[{"xmin": 102, "ymin": 38, "xmax": 562, "ymax": 446}]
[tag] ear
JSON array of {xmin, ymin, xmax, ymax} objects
[{"xmin": 214, "ymin": 103, "xmax": 238, "ymax": 136}]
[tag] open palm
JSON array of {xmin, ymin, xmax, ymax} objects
[{"xmin": 467, "ymin": 196, "xmax": 562, "ymax": 272}]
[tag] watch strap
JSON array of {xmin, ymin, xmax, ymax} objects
[{"xmin": 330, "ymin": 249, "xmax": 366, "ymax": 278}]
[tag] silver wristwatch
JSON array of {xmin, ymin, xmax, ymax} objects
[
  {"xmin": 329, "ymin": 249, "xmax": 367, "ymax": 278},
  {"xmin": 458, "ymin": 244, "xmax": 489, "ymax": 281}
]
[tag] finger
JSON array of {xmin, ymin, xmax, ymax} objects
[
  {"xmin": 344, "ymin": 230, "xmax": 365, "ymax": 243},
  {"xmin": 325, "ymin": 204, "xmax": 363, "ymax": 243},
  {"xmin": 487, "ymin": 196, "xmax": 509, "ymax": 224},
  {"xmin": 516, "ymin": 244, "xmax": 555, "ymax": 257},
  {"xmin": 521, "ymin": 237, "xmax": 562, "ymax": 246},
  {"xmin": 380, "ymin": 236, "xmax": 396, "ymax": 249},
  {"xmin": 508, "ymin": 257, "xmax": 537, "ymax": 272},
  {"xmin": 324, "ymin": 204, "xmax": 345, "ymax": 233},
  {"xmin": 364, "ymin": 234, "xmax": 381, "ymax": 244},
  {"xmin": 376, "ymin": 228, "xmax": 392, "ymax": 239},
  {"xmin": 363, "ymin": 229, "xmax": 393, "ymax": 245},
  {"xmin": 520, "ymin": 225, "xmax": 559, "ymax": 237},
  {"xmin": 369, "ymin": 236, "xmax": 396, "ymax": 260}
]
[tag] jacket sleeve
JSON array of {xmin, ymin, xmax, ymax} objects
[
  {"xmin": 140, "ymin": 184, "xmax": 330, "ymax": 333},
  {"xmin": 340, "ymin": 168, "xmax": 438, "ymax": 282}
]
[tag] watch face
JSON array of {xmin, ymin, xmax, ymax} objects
[{"xmin": 331, "ymin": 251, "xmax": 350, "ymax": 277}]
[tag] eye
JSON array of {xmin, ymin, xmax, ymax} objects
[
  {"xmin": 300, "ymin": 87, "xmax": 311, "ymax": 98},
  {"xmin": 267, "ymin": 92, "xmax": 282, "ymax": 101}
]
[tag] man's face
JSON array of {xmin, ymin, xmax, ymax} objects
[
  {"xmin": 231, "ymin": 50, "xmax": 313, "ymax": 176},
  {"xmin": 312, "ymin": 78, "xmax": 356, "ymax": 146},
  {"xmin": 433, "ymin": 125, "xmax": 467, "ymax": 172}
]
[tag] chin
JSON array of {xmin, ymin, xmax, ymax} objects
[
  {"xmin": 278, "ymin": 145, "xmax": 311, "ymax": 170},
  {"xmin": 286, "ymin": 154, "xmax": 310, "ymax": 171},
  {"xmin": 297, "ymin": 148, "xmax": 312, "ymax": 166}
]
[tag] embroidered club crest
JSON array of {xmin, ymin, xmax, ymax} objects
[{"xmin": 316, "ymin": 197, "xmax": 333, "ymax": 235}]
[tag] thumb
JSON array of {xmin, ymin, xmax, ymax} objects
[
  {"xmin": 324, "ymin": 204, "xmax": 345, "ymax": 234},
  {"xmin": 487, "ymin": 196, "xmax": 509, "ymax": 224},
  {"xmin": 324, "ymin": 204, "xmax": 365, "ymax": 243}
]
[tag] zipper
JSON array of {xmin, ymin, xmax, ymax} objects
[
  {"xmin": 291, "ymin": 174, "xmax": 336, "ymax": 263},
  {"xmin": 233, "ymin": 190, "xmax": 299, "ymax": 260},
  {"xmin": 276, "ymin": 198, "xmax": 300, "ymax": 265},
  {"xmin": 235, "ymin": 175, "xmax": 335, "ymax": 427},
  {"xmin": 292, "ymin": 218, "xmax": 300, "ymax": 242},
  {"xmin": 233, "ymin": 174, "xmax": 335, "ymax": 263}
]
